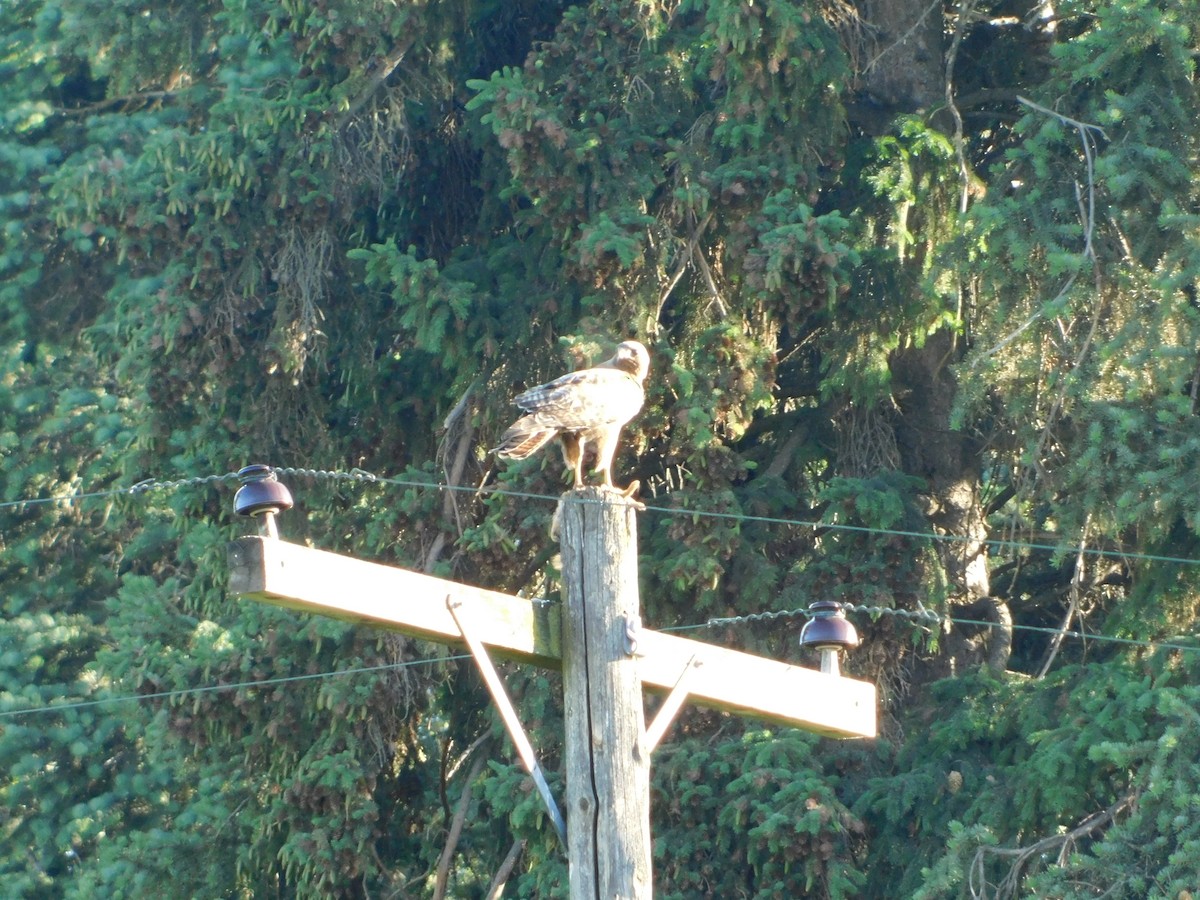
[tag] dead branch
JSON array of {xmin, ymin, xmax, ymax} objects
[
  {"xmin": 1037, "ymin": 513, "xmax": 1091, "ymax": 678},
  {"xmin": 693, "ymin": 241, "xmax": 728, "ymax": 320},
  {"xmin": 433, "ymin": 747, "xmax": 491, "ymax": 900},
  {"xmin": 54, "ymin": 90, "xmax": 178, "ymax": 116},
  {"xmin": 970, "ymin": 98, "xmax": 1105, "ymax": 372},
  {"xmin": 970, "ymin": 793, "xmax": 1135, "ymax": 900},
  {"xmin": 945, "ymin": 0, "xmax": 977, "ymax": 214},
  {"xmin": 654, "ymin": 211, "xmax": 714, "ymax": 330},
  {"xmin": 484, "ymin": 837, "xmax": 527, "ymax": 899},
  {"xmin": 424, "ymin": 383, "xmax": 477, "ymax": 574},
  {"xmin": 438, "ymin": 731, "xmax": 490, "ymax": 823},
  {"xmin": 335, "ymin": 34, "xmax": 418, "ymax": 130}
]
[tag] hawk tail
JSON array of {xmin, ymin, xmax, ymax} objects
[{"xmin": 492, "ymin": 419, "xmax": 558, "ymax": 460}]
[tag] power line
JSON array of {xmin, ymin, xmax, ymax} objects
[
  {"xmin": 8, "ymin": 601, "xmax": 1197, "ymax": 723},
  {"xmin": 946, "ymin": 616, "xmax": 1200, "ymax": 654},
  {"xmin": 5, "ymin": 465, "xmax": 1196, "ymax": 569},
  {"xmin": 0, "ymin": 472, "xmax": 242, "ymax": 512},
  {"xmin": 0, "ymin": 653, "xmax": 470, "ymax": 721},
  {"xmin": 288, "ymin": 471, "xmax": 1200, "ymax": 567},
  {"xmin": 690, "ymin": 604, "xmax": 1200, "ymax": 655}
]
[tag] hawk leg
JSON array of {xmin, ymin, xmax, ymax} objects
[{"xmin": 571, "ymin": 436, "xmax": 587, "ymax": 489}]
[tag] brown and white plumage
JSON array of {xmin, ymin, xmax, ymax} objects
[{"xmin": 493, "ymin": 340, "xmax": 650, "ymax": 493}]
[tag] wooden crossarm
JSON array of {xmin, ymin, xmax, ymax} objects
[
  {"xmin": 227, "ymin": 535, "xmax": 561, "ymax": 667},
  {"xmin": 227, "ymin": 536, "xmax": 876, "ymax": 739}
]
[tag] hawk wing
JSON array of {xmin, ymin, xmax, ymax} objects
[
  {"xmin": 493, "ymin": 368, "xmax": 643, "ymax": 460},
  {"xmin": 513, "ymin": 367, "xmax": 645, "ymax": 429}
]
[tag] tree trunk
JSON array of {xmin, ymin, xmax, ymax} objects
[
  {"xmin": 890, "ymin": 330, "xmax": 1010, "ymax": 674},
  {"xmin": 856, "ymin": 0, "xmax": 946, "ymax": 111}
]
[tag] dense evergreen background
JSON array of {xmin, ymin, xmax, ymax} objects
[{"xmin": 2, "ymin": 0, "xmax": 1199, "ymax": 896}]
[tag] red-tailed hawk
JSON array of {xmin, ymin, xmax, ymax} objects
[{"xmin": 494, "ymin": 340, "xmax": 650, "ymax": 494}]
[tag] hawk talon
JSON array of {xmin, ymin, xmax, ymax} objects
[
  {"xmin": 620, "ymin": 482, "xmax": 646, "ymax": 511},
  {"xmin": 599, "ymin": 480, "xmax": 644, "ymax": 510}
]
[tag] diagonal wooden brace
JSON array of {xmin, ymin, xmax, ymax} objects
[
  {"xmin": 447, "ymin": 595, "xmax": 568, "ymax": 847},
  {"xmin": 644, "ymin": 654, "xmax": 700, "ymax": 752}
]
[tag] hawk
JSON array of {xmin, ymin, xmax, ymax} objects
[{"xmin": 493, "ymin": 340, "xmax": 650, "ymax": 494}]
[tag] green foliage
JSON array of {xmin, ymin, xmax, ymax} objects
[
  {"xmin": 3, "ymin": 0, "xmax": 1200, "ymax": 896},
  {"xmin": 867, "ymin": 116, "xmax": 959, "ymax": 267},
  {"xmin": 862, "ymin": 644, "xmax": 1200, "ymax": 898},
  {"xmin": 653, "ymin": 729, "xmax": 868, "ymax": 899},
  {"xmin": 786, "ymin": 472, "xmax": 938, "ymax": 614},
  {"xmin": 953, "ymin": 0, "xmax": 1200, "ymax": 569}
]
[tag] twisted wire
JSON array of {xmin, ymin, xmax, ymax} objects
[
  {"xmin": 704, "ymin": 603, "xmax": 942, "ymax": 629},
  {"xmin": 5, "ymin": 463, "xmax": 1200, "ymax": 571}
]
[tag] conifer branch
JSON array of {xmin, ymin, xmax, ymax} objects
[{"xmin": 969, "ymin": 98, "xmax": 1105, "ymax": 372}]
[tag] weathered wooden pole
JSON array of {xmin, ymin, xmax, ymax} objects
[{"xmin": 559, "ymin": 488, "xmax": 652, "ymax": 900}]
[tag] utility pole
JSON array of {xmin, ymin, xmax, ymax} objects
[
  {"xmin": 559, "ymin": 490, "xmax": 651, "ymax": 899},
  {"xmin": 226, "ymin": 467, "xmax": 875, "ymax": 899}
]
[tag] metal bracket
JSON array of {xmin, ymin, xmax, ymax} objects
[
  {"xmin": 644, "ymin": 654, "xmax": 701, "ymax": 753},
  {"xmin": 446, "ymin": 596, "xmax": 568, "ymax": 847},
  {"xmin": 624, "ymin": 613, "xmax": 642, "ymax": 656}
]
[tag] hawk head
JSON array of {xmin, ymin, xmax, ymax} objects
[{"xmin": 609, "ymin": 340, "xmax": 650, "ymax": 383}]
